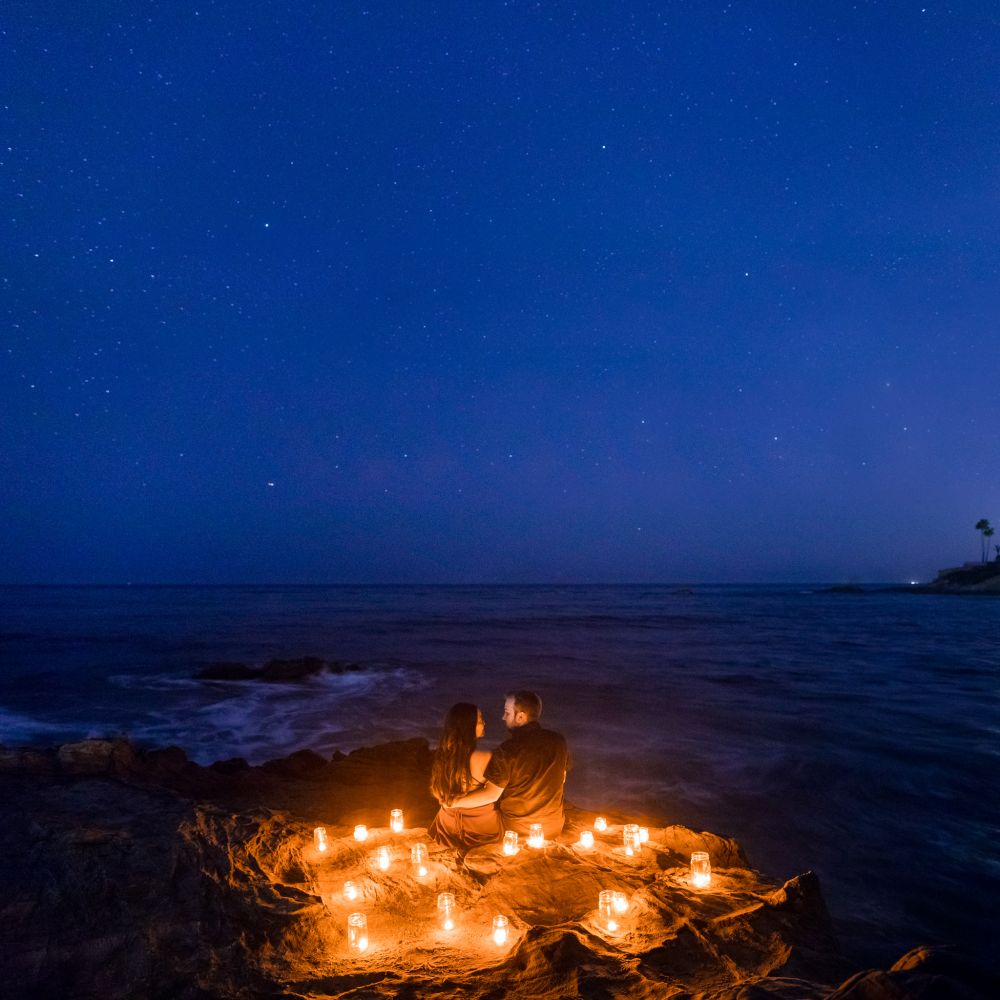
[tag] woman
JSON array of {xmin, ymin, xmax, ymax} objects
[{"xmin": 427, "ymin": 702, "xmax": 501, "ymax": 850}]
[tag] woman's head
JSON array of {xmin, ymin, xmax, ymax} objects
[
  {"xmin": 441, "ymin": 702, "xmax": 484, "ymax": 744},
  {"xmin": 430, "ymin": 702, "xmax": 483, "ymax": 804}
]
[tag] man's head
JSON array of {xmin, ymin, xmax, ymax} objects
[{"xmin": 502, "ymin": 690, "xmax": 542, "ymax": 730}]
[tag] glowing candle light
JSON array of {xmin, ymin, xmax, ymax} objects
[
  {"xmin": 612, "ymin": 890, "xmax": 629, "ymax": 914},
  {"xmin": 343, "ymin": 880, "xmax": 359, "ymax": 901},
  {"xmin": 638, "ymin": 827, "xmax": 649, "ymax": 844},
  {"xmin": 690, "ymin": 851, "xmax": 712, "ymax": 888},
  {"xmin": 598, "ymin": 890, "xmax": 618, "ymax": 933},
  {"xmin": 594, "ymin": 816, "xmax": 607, "ymax": 832},
  {"xmin": 390, "ymin": 808, "xmax": 404, "ymax": 833},
  {"xmin": 376, "ymin": 846, "xmax": 391, "ymax": 871},
  {"xmin": 354, "ymin": 824, "xmax": 368, "ymax": 842},
  {"xmin": 347, "ymin": 911, "xmax": 368, "ymax": 953},
  {"xmin": 437, "ymin": 891, "xmax": 456, "ymax": 931},
  {"xmin": 411, "ymin": 842, "xmax": 428, "ymax": 877},
  {"xmin": 527, "ymin": 823, "xmax": 544, "ymax": 849},
  {"xmin": 313, "ymin": 826, "xmax": 328, "ymax": 852},
  {"xmin": 501, "ymin": 831, "xmax": 519, "ymax": 856},
  {"xmin": 492, "ymin": 914, "xmax": 509, "ymax": 946},
  {"xmin": 578, "ymin": 830, "xmax": 595, "ymax": 849},
  {"xmin": 623, "ymin": 823, "xmax": 641, "ymax": 857}
]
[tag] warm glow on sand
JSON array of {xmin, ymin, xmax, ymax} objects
[{"xmin": 354, "ymin": 824, "xmax": 368, "ymax": 842}]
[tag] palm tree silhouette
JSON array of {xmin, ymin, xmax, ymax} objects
[
  {"xmin": 985, "ymin": 526, "xmax": 995, "ymax": 563},
  {"xmin": 974, "ymin": 518, "xmax": 992, "ymax": 562}
]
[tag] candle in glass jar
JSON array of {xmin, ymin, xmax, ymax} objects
[
  {"xmin": 376, "ymin": 846, "xmax": 391, "ymax": 871},
  {"xmin": 437, "ymin": 891, "xmax": 456, "ymax": 930},
  {"xmin": 492, "ymin": 914, "xmax": 509, "ymax": 946},
  {"xmin": 353, "ymin": 824, "xmax": 368, "ymax": 842},
  {"xmin": 527, "ymin": 823, "xmax": 544, "ymax": 848},
  {"xmin": 623, "ymin": 824, "xmax": 641, "ymax": 856},
  {"xmin": 343, "ymin": 879, "xmax": 359, "ymax": 902},
  {"xmin": 502, "ymin": 831, "xmax": 519, "ymax": 856},
  {"xmin": 347, "ymin": 911, "xmax": 368, "ymax": 953},
  {"xmin": 411, "ymin": 842, "xmax": 428, "ymax": 877},
  {"xmin": 598, "ymin": 890, "xmax": 618, "ymax": 932},
  {"xmin": 594, "ymin": 816, "xmax": 607, "ymax": 832},
  {"xmin": 612, "ymin": 890, "xmax": 628, "ymax": 914},
  {"xmin": 638, "ymin": 827, "xmax": 649, "ymax": 843},
  {"xmin": 690, "ymin": 851, "xmax": 711, "ymax": 888},
  {"xmin": 313, "ymin": 826, "xmax": 328, "ymax": 852},
  {"xmin": 390, "ymin": 808, "xmax": 404, "ymax": 833},
  {"xmin": 578, "ymin": 830, "xmax": 595, "ymax": 849}
]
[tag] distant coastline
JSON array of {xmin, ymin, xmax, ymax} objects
[{"xmin": 819, "ymin": 562, "xmax": 1000, "ymax": 596}]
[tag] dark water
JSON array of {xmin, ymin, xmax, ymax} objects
[{"xmin": 1, "ymin": 584, "xmax": 997, "ymax": 972}]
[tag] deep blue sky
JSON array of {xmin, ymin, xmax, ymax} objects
[{"xmin": 3, "ymin": 2, "xmax": 998, "ymax": 583}]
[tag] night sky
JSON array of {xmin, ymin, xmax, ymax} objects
[{"xmin": 4, "ymin": 2, "xmax": 998, "ymax": 584}]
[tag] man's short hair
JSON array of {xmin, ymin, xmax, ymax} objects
[{"xmin": 506, "ymin": 689, "xmax": 542, "ymax": 721}]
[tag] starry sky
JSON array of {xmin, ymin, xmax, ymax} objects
[{"xmin": 3, "ymin": 2, "xmax": 998, "ymax": 584}]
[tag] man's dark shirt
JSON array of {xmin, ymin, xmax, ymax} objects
[{"xmin": 483, "ymin": 721, "xmax": 569, "ymax": 836}]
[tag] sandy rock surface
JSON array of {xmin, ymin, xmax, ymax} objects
[{"xmin": 0, "ymin": 738, "xmax": 994, "ymax": 999}]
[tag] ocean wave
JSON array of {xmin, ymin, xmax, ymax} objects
[{"xmin": 0, "ymin": 707, "xmax": 93, "ymax": 743}]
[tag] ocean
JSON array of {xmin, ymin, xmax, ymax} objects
[{"xmin": 1, "ymin": 584, "xmax": 997, "ymax": 972}]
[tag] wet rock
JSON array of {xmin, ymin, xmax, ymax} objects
[
  {"xmin": 196, "ymin": 660, "xmax": 257, "ymax": 680},
  {"xmin": 258, "ymin": 656, "xmax": 328, "ymax": 682},
  {"xmin": 196, "ymin": 656, "xmax": 365, "ymax": 683},
  {"xmin": 56, "ymin": 738, "xmax": 139, "ymax": 776},
  {"xmin": 827, "ymin": 945, "xmax": 998, "ymax": 998}
]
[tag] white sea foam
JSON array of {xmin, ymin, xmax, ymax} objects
[
  {"xmin": 113, "ymin": 666, "xmax": 430, "ymax": 764},
  {"xmin": 0, "ymin": 707, "xmax": 89, "ymax": 742}
]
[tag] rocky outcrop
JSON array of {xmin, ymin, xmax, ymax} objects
[
  {"xmin": 0, "ymin": 739, "xmax": 994, "ymax": 999},
  {"xmin": 195, "ymin": 656, "xmax": 366, "ymax": 682},
  {"xmin": 917, "ymin": 563, "xmax": 1000, "ymax": 594}
]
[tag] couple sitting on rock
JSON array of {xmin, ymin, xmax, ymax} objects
[{"xmin": 428, "ymin": 690, "xmax": 569, "ymax": 851}]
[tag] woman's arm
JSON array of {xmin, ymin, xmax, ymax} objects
[{"xmin": 449, "ymin": 780, "xmax": 504, "ymax": 810}]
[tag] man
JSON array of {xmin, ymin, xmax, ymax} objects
[{"xmin": 448, "ymin": 690, "xmax": 569, "ymax": 838}]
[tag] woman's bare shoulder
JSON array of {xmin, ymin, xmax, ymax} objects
[{"xmin": 469, "ymin": 748, "xmax": 492, "ymax": 779}]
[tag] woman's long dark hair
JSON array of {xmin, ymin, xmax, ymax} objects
[{"xmin": 430, "ymin": 702, "xmax": 479, "ymax": 806}]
